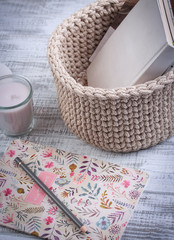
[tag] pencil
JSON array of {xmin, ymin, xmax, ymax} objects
[{"xmin": 14, "ymin": 157, "xmax": 89, "ymax": 234}]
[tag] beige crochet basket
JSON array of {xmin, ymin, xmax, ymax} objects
[{"xmin": 48, "ymin": 0, "xmax": 174, "ymax": 152}]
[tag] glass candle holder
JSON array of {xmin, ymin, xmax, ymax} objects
[{"xmin": 0, "ymin": 74, "xmax": 34, "ymax": 136}]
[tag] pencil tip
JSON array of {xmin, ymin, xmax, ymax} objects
[{"xmin": 80, "ymin": 226, "xmax": 89, "ymax": 233}]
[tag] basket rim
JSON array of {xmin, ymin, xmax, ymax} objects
[{"xmin": 47, "ymin": 0, "xmax": 174, "ymax": 100}]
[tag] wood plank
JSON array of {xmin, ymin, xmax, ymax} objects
[{"xmin": 0, "ymin": 0, "xmax": 174, "ymax": 239}]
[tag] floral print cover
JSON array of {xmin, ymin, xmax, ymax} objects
[{"xmin": 0, "ymin": 139, "xmax": 149, "ymax": 240}]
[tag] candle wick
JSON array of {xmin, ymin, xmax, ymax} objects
[
  {"xmin": 11, "ymin": 95, "xmax": 19, "ymax": 99},
  {"xmin": 11, "ymin": 95, "xmax": 20, "ymax": 100}
]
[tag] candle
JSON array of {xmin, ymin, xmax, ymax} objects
[{"xmin": 0, "ymin": 75, "xmax": 34, "ymax": 136}]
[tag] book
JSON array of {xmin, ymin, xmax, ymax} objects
[
  {"xmin": 89, "ymin": 0, "xmax": 139, "ymax": 62},
  {"xmin": 159, "ymin": 0, "xmax": 174, "ymax": 45},
  {"xmin": 0, "ymin": 139, "xmax": 149, "ymax": 239},
  {"xmin": 87, "ymin": 0, "xmax": 174, "ymax": 89}
]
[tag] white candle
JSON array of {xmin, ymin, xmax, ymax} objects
[{"xmin": 0, "ymin": 75, "xmax": 34, "ymax": 136}]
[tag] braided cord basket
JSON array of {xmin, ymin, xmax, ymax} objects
[{"xmin": 48, "ymin": 0, "xmax": 174, "ymax": 152}]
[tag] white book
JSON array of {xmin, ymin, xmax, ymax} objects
[{"xmin": 87, "ymin": 0, "xmax": 174, "ymax": 89}]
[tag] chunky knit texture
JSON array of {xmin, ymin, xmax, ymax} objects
[{"xmin": 47, "ymin": 0, "xmax": 174, "ymax": 152}]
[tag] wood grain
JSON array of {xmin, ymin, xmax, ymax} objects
[{"xmin": 0, "ymin": 0, "xmax": 174, "ymax": 239}]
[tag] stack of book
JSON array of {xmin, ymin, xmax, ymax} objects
[{"xmin": 87, "ymin": 0, "xmax": 174, "ymax": 89}]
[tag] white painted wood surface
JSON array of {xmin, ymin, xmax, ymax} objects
[{"xmin": 0, "ymin": 0, "xmax": 174, "ymax": 239}]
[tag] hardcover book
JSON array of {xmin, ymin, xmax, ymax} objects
[
  {"xmin": 0, "ymin": 139, "xmax": 149, "ymax": 239},
  {"xmin": 87, "ymin": 0, "xmax": 174, "ymax": 89},
  {"xmin": 89, "ymin": 0, "xmax": 139, "ymax": 62}
]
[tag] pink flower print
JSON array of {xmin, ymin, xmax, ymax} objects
[
  {"xmin": 7, "ymin": 150, "xmax": 15, "ymax": 157},
  {"xmin": 73, "ymin": 173, "xmax": 87, "ymax": 184},
  {"xmin": 121, "ymin": 180, "xmax": 130, "ymax": 188},
  {"xmin": 3, "ymin": 188, "xmax": 12, "ymax": 196},
  {"xmin": 48, "ymin": 206, "xmax": 58, "ymax": 215},
  {"xmin": 129, "ymin": 189, "xmax": 140, "ymax": 199},
  {"xmin": 44, "ymin": 216, "xmax": 53, "ymax": 225},
  {"xmin": 83, "ymin": 156, "xmax": 87, "ymax": 159},
  {"xmin": 3, "ymin": 214, "xmax": 14, "ymax": 224},
  {"xmin": 45, "ymin": 162, "xmax": 54, "ymax": 168},
  {"xmin": 122, "ymin": 222, "xmax": 127, "ymax": 227},
  {"xmin": 0, "ymin": 203, "xmax": 3, "ymax": 208},
  {"xmin": 109, "ymin": 224, "xmax": 121, "ymax": 235},
  {"xmin": 42, "ymin": 149, "xmax": 52, "ymax": 158},
  {"xmin": 70, "ymin": 172, "xmax": 75, "ymax": 177}
]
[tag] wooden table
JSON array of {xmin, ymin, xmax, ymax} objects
[{"xmin": 0, "ymin": 0, "xmax": 174, "ymax": 239}]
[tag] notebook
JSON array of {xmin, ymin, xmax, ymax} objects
[{"xmin": 0, "ymin": 139, "xmax": 149, "ymax": 240}]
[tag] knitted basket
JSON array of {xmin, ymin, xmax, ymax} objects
[{"xmin": 47, "ymin": 0, "xmax": 174, "ymax": 152}]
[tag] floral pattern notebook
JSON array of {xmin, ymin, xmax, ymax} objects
[{"xmin": 0, "ymin": 139, "xmax": 149, "ymax": 240}]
